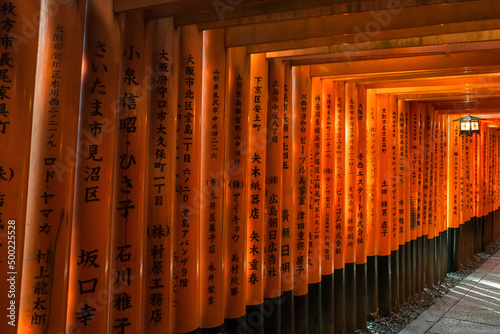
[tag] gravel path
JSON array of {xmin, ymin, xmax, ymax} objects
[{"xmin": 356, "ymin": 241, "xmax": 500, "ymax": 334}]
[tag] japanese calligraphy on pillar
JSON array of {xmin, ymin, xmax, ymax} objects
[
  {"xmin": 390, "ymin": 97, "xmax": 398, "ymax": 248},
  {"xmin": 145, "ymin": 18, "xmax": 175, "ymax": 333},
  {"xmin": 110, "ymin": 11, "xmax": 147, "ymax": 334},
  {"xmin": 173, "ymin": 24, "xmax": 202, "ymax": 334},
  {"xmin": 377, "ymin": 94, "xmax": 390, "ymax": 256},
  {"xmin": 397, "ymin": 100, "xmax": 407, "ymax": 246},
  {"xmin": 308, "ymin": 77, "xmax": 321, "ymax": 284},
  {"xmin": 67, "ymin": 0, "xmax": 119, "ymax": 332},
  {"xmin": 409, "ymin": 105, "xmax": 419, "ymax": 233},
  {"xmin": 200, "ymin": 29, "xmax": 225, "ymax": 329},
  {"xmin": 423, "ymin": 108, "xmax": 432, "ymax": 236},
  {"xmin": 356, "ymin": 86, "xmax": 367, "ymax": 264},
  {"xmin": 321, "ymin": 79, "xmax": 334, "ymax": 275},
  {"xmin": 0, "ymin": 1, "xmax": 18, "ymax": 136},
  {"xmin": 0, "ymin": 2, "xmax": 39, "ymax": 331},
  {"xmin": 366, "ymin": 90, "xmax": 377, "ymax": 257},
  {"xmin": 334, "ymin": 81, "xmax": 346, "ymax": 268},
  {"xmin": 224, "ymin": 46, "xmax": 249, "ymax": 320},
  {"xmin": 345, "ymin": 83, "xmax": 356, "ymax": 264},
  {"xmin": 281, "ymin": 63, "xmax": 294, "ymax": 291},
  {"xmin": 293, "ymin": 66, "xmax": 310, "ymax": 295},
  {"xmin": 246, "ymin": 53, "xmax": 267, "ymax": 306},
  {"xmin": 265, "ymin": 59, "xmax": 283, "ymax": 298},
  {"xmin": 448, "ymin": 116, "xmax": 461, "ymax": 228},
  {"xmin": 417, "ymin": 108, "xmax": 424, "ymax": 237},
  {"xmin": 19, "ymin": 1, "xmax": 85, "ymax": 332},
  {"xmin": 440, "ymin": 116, "xmax": 448, "ymax": 232}
]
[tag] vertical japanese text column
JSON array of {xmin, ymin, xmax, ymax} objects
[
  {"xmin": 110, "ymin": 10, "xmax": 148, "ymax": 334},
  {"xmin": 173, "ymin": 24, "xmax": 202, "ymax": 334},
  {"xmin": 281, "ymin": 61, "xmax": 295, "ymax": 333},
  {"xmin": 264, "ymin": 58, "xmax": 284, "ymax": 332},
  {"xmin": 344, "ymin": 82, "xmax": 357, "ymax": 332},
  {"xmin": 0, "ymin": 1, "xmax": 39, "ymax": 331},
  {"xmin": 321, "ymin": 78, "xmax": 335, "ymax": 333},
  {"xmin": 308, "ymin": 76, "xmax": 322, "ymax": 333},
  {"xmin": 246, "ymin": 53, "xmax": 268, "ymax": 316},
  {"xmin": 356, "ymin": 85, "xmax": 368, "ymax": 330},
  {"xmin": 376, "ymin": 94, "xmax": 391, "ymax": 316},
  {"xmin": 67, "ymin": 0, "xmax": 119, "ymax": 332},
  {"xmin": 200, "ymin": 28, "xmax": 226, "ymax": 331},
  {"xmin": 19, "ymin": 1, "xmax": 85, "ymax": 332},
  {"xmin": 224, "ymin": 46, "xmax": 249, "ymax": 329},
  {"xmin": 145, "ymin": 18, "xmax": 176, "ymax": 333},
  {"xmin": 334, "ymin": 80, "xmax": 346, "ymax": 333},
  {"xmin": 292, "ymin": 65, "xmax": 310, "ymax": 333},
  {"xmin": 265, "ymin": 58, "xmax": 284, "ymax": 302},
  {"xmin": 366, "ymin": 89, "xmax": 378, "ymax": 316}
]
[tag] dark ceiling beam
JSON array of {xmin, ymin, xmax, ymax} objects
[
  {"xmin": 225, "ymin": 0, "xmax": 500, "ymax": 48},
  {"xmin": 311, "ymin": 51, "xmax": 500, "ymax": 77}
]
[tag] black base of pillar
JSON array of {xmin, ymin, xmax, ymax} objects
[
  {"xmin": 377, "ymin": 254, "xmax": 392, "ymax": 317},
  {"xmin": 201, "ymin": 326, "xmax": 222, "ymax": 334},
  {"xmin": 294, "ymin": 294, "xmax": 308, "ymax": 334},
  {"xmin": 390, "ymin": 249, "xmax": 399, "ymax": 312},
  {"xmin": 355, "ymin": 263, "xmax": 367, "ymax": 331},
  {"xmin": 245, "ymin": 304, "xmax": 265, "ymax": 334},
  {"xmin": 416, "ymin": 236, "xmax": 423, "ymax": 292},
  {"xmin": 447, "ymin": 227, "xmax": 458, "ymax": 273},
  {"xmin": 281, "ymin": 290, "xmax": 294, "ymax": 334},
  {"xmin": 223, "ymin": 317, "xmax": 244, "ymax": 334},
  {"xmin": 263, "ymin": 296, "xmax": 281, "ymax": 334},
  {"xmin": 308, "ymin": 282, "xmax": 321, "ymax": 334},
  {"xmin": 366, "ymin": 256, "xmax": 378, "ymax": 320},
  {"xmin": 405, "ymin": 241, "xmax": 412, "ymax": 300},
  {"xmin": 334, "ymin": 268, "xmax": 345, "ymax": 334},
  {"xmin": 398, "ymin": 244, "xmax": 406, "ymax": 305},
  {"xmin": 321, "ymin": 274, "xmax": 334, "ymax": 334},
  {"xmin": 410, "ymin": 238, "xmax": 417, "ymax": 296},
  {"xmin": 344, "ymin": 263, "xmax": 356, "ymax": 333},
  {"xmin": 425, "ymin": 236, "xmax": 435, "ymax": 287}
]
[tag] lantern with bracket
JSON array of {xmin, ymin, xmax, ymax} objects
[{"xmin": 452, "ymin": 115, "xmax": 483, "ymax": 136}]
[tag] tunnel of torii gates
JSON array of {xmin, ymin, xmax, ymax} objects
[{"xmin": 5, "ymin": 1, "xmax": 500, "ymax": 334}]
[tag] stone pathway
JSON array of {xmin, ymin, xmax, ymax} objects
[{"xmin": 401, "ymin": 250, "xmax": 500, "ymax": 333}]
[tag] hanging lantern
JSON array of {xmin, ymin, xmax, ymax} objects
[{"xmin": 453, "ymin": 115, "xmax": 483, "ymax": 136}]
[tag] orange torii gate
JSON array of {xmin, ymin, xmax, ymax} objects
[{"xmin": 4, "ymin": 3, "xmax": 500, "ymax": 334}]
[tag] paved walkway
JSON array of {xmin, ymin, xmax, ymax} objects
[{"xmin": 401, "ymin": 250, "xmax": 500, "ymax": 333}]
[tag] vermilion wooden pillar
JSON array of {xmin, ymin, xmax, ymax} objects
[
  {"xmin": 66, "ymin": 0, "xmax": 119, "ymax": 332},
  {"xmin": 292, "ymin": 65, "xmax": 310, "ymax": 333},
  {"xmin": 308, "ymin": 76, "xmax": 322, "ymax": 333},
  {"xmin": 366, "ymin": 89, "xmax": 378, "ymax": 319},
  {"xmin": 264, "ymin": 58, "xmax": 284, "ymax": 333},
  {"xmin": 440, "ymin": 114, "xmax": 449, "ymax": 279},
  {"xmin": 144, "ymin": 18, "xmax": 176, "ymax": 334},
  {"xmin": 422, "ymin": 106, "xmax": 434, "ymax": 287},
  {"xmin": 245, "ymin": 52, "xmax": 268, "ymax": 334},
  {"xmin": 109, "ymin": 10, "xmax": 148, "ymax": 334},
  {"xmin": 223, "ymin": 46, "xmax": 249, "ymax": 333},
  {"xmin": 409, "ymin": 103, "xmax": 419, "ymax": 294},
  {"xmin": 376, "ymin": 94, "xmax": 392, "ymax": 317},
  {"xmin": 356, "ymin": 85, "xmax": 368, "ymax": 330},
  {"xmin": 173, "ymin": 24, "xmax": 202, "ymax": 334},
  {"xmin": 448, "ymin": 115, "xmax": 461, "ymax": 272},
  {"xmin": 344, "ymin": 82, "xmax": 357, "ymax": 332},
  {"xmin": 200, "ymin": 28, "xmax": 226, "ymax": 333},
  {"xmin": 0, "ymin": 1, "xmax": 39, "ymax": 332},
  {"xmin": 321, "ymin": 78, "xmax": 335, "ymax": 334},
  {"xmin": 334, "ymin": 80, "xmax": 346, "ymax": 333},
  {"xmin": 389, "ymin": 95, "xmax": 399, "ymax": 312},
  {"xmin": 281, "ymin": 61, "xmax": 295, "ymax": 334},
  {"xmin": 19, "ymin": 1, "xmax": 85, "ymax": 332}
]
